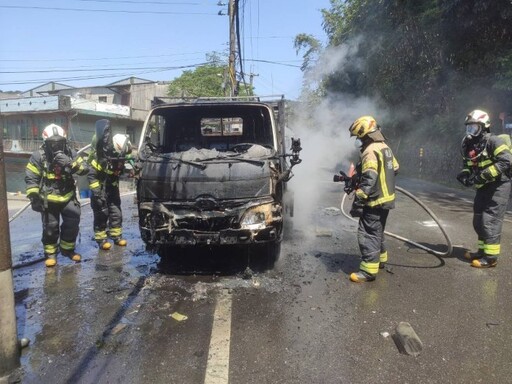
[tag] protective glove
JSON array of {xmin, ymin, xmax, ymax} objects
[
  {"xmin": 29, "ymin": 194, "xmax": 44, "ymax": 212},
  {"xmin": 456, "ymin": 171, "xmax": 472, "ymax": 187},
  {"xmin": 468, "ymin": 173, "xmax": 485, "ymax": 186},
  {"xmin": 53, "ymin": 151, "xmax": 73, "ymax": 171},
  {"xmin": 349, "ymin": 198, "xmax": 365, "ymax": 218}
]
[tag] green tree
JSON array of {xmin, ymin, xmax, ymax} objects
[
  {"xmin": 167, "ymin": 52, "xmax": 254, "ymax": 97},
  {"xmin": 167, "ymin": 63, "xmax": 227, "ymax": 98},
  {"xmin": 300, "ymin": 0, "xmax": 512, "ymax": 184},
  {"xmin": 319, "ymin": 0, "xmax": 512, "ymax": 136}
]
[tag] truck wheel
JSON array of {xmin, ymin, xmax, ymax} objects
[
  {"xmin": 248, "ymin": 241, "xmax": 281, "ymax": 271},
  {"xmin": 157, "ymin": 246, "xmax": 186, "ymax": 273}
]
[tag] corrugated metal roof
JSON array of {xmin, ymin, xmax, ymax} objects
[{"xmin": 106, "ymin": 77, "xmax": 154, "ymax": 86}]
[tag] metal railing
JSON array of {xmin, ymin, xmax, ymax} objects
[{"xmin": 2, "ymin": 139, "xmax": 89, "ymax": 153}]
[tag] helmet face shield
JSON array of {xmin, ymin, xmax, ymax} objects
[
  {"xmin": 465, "ymin": 123, "xmax": 482, "ymax": 137},
  {"xmin": 45, "ymin": 135, "xmax": 66, "ymax": 153},
  {"xmin": 465, "ymin": 110, "xmax": 491, "ymax": 131}
]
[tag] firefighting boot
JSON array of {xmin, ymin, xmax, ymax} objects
[
  {"xmin": 349, "ymin": 271, "xmax": 376, "ymax": 283},
  {"xmin": 464, "ymin": 249, "xmax": 480, "ymax": 261},
  {"xmin": 379, "ymin": 251, "xmax": 388, "ymax": 269},
  {"xmin": 471, "ymin": 256, "xmax": 498, "ymax": 268},
  {"xmin": 97, "ymin": 240, "xmax": 112, "ymax": 250},
  {"xmin": 61, "ymin": 249, "xmax": 81, "ymax": 262},
  {"xmin": 45, "ymin": 254, "xmax": 57, "ymax": 268},
  {"xmin": 113, "ymin": 238, "xmax": 127, "ymax": 246}
]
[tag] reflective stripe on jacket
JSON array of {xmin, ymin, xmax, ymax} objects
[
  {"xmin": 87, "ymin": 154, "xmax": 124, "ymax": 189},
  {"xmin": 355, "ymin": 141, "xmax": 399, "ymax": 209},
  {"xmin": 25, "ymin": 148, "xmax": 88, "ymax": 203},
  {"xmin": 462, "ymin": 134, "xmax": 512, "ymax": 189}
]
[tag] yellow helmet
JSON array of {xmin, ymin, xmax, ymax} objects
[{"xmin": 349, "ymin": 116, "xmax": 378, "ymax": 138}]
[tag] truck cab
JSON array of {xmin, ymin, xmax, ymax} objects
[{"xmin": 135, "ymin": 96, "xmax": 301, "ymax": 269}]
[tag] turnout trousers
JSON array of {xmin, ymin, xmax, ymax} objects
[
  {"xmin": 90, "ymin": 180, "xmax": 123, "ymax": 242},
  {"xmin": 473, "ymin": 180, "xmax": 511, "ymax": 258},
  {"xmin": 41, "ymin": 198, "xmax": 81, "ymax": 255},
  {"xmin": 357, "ymin": 207, "xmax": 389, "ymax": 275}
]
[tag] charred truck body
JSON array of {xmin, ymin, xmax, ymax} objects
[{"xmin": 135, "ymin": 97, "xmax": 301, "ymax": 268}]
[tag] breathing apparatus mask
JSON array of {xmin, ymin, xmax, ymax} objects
[
  {"xmin": 45, "ymin": 135, "xmax": 66, "ymax": 153},
  {"xmin": 94, "ymin": 119, "xmax": 131, "ymax": 160},
  {"xmin": 465, "ymin": 123, "xmax": 482, "ymax": 139},
  {"xmin": 461, "ymin": 130, "xmax": 487, "ymax": 162}
]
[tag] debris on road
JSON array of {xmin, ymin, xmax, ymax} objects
[
  {"xmin": 393, "ymin": 322, "xmax": 423, "ymax": 357},
  {"xmin": 315, "ymin": 228, "xmax": 333, "ymax": 237},
  {"xmin": 380, "ymin": 331, "xmax": 390, "ymax": 339},
  {"xmin": 323, "ymin": 207, "xmax": 341, "ymax": 216},
  {"xmin": 170, "ymin": 312, "xmax": 188, "ymax": 322}
]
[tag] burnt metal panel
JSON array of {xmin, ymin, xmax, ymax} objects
[{"xmin": 138, "ymin": 160, "xmax": 273, "ymax": 201}]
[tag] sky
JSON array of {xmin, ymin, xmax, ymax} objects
[{"xmin": 0, "ymin": 0, "xmax": 331, "ymax": 100}]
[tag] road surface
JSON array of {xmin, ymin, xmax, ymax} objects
[{"xmin": 5, "ymin": 176, "xmax": 512, "ymax": 383}]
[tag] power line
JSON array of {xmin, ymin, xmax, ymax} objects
[
  {"xmin": 73, "ymin": 0, "xmax": 202, "ymax": 5},
  {"xmin": 0, "ymin": 63, "xmax": 208, "ymax": 86},
  {"xmin": 0, "ymin": 5, "xmax": 216, "ymax": 15},
  {"xmin": 0, "ymin": 63, "xmax": 210, "ymax": 74},
  {"xmin": 0, "ymin": 52, "xmax": 206, "ymax": 63},
  {"xmin": 243, "ymin": 59, "xmax": 301, "ymax": 68}
]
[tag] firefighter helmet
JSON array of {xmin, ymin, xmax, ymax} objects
[
  {"xmin": 349, "ymin": 116, "xmax": 378, "ymax": 139},
  {"xmin": 42, "ymin": 124, "xmax": 67, "ymax": 154},
  {"xmin": 465, "ymin": 109, "xmax": 491, "ymax": 137},
  {"xmin": 112, "ymin": 134, "xmax": 131, "ymax": 155},
  {"xmin": 42, "ymin": 124, "xmax": 66, "ymax": 140}
]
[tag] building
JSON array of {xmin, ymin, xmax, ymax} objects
[
  {"xmin": 1, "ymin": 77, "xmax": 170, "ymax": 153},
  {"xmin": 0, "ymin": 77, "xmax": 169, "ymax": 192}
]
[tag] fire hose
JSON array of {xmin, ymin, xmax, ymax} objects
[{"xmin": 340, "ymin": 186, "xmax": 453, "ymax": 257}]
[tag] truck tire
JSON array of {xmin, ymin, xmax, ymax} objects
[{"xmin": 248, "ymin": 241, "xmax": 281, "ymax": 271}]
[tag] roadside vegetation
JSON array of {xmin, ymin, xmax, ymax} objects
[{"xmin": 295, "ymin": 0, "xmax": 512, "ymax": 183}]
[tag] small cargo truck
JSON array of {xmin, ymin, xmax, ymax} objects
[{"xmin": 135, "ymin": 96, "xmax": 302, "ymax": 269}]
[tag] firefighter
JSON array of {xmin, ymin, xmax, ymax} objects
[
  {"xmin": 348, "ymin": 116, "xmax": 400, "ymax": 283},
  {"xmin": 87, "ymin": 119, "xmax": 133, "ymax": 250},
  {"xmin": 457, "ymin": 109, "xmax": 512, "ymax": 268},
  {"xmin": 25, "ymin": 124, "xmax": 89, "ymax": 267}
]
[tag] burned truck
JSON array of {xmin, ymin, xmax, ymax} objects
[{"xmin": 135, "ymin": 96, "xmax": 302, "ymax": 268}]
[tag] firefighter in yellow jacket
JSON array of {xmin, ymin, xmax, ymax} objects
[
  {"xmin": 457, "ymin": 109, "xmax": 512, "ymax": 268},
  {"xmin": 87, "ymin": 119, "xmax": 133, "ymax": 250},
  {"xmin": 348, "ymin": 116, "xmax": 399, "ymax": 283},
  {"xmin": 25, "ymin": 124, "xmax": 89, "ymax": 267}
]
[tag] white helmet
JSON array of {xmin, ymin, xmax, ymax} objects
[
  {"xmin": 42, "ymin": 124, "xmax": 66, "ymax": 140},
  {"xmin": 465, "ymin": 109, "xmax": 491, "ymax": 137},
  {"xmin": 112, "ymin": 134, "xmax": 131, "ymax": 155}
]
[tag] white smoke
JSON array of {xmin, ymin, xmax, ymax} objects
[{"xmin": 287, "ymin": 38, "xmax": 389, "ymax": 234}]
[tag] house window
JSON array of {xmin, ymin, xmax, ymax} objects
[
  {"xmin": 126, "ymin": 126, "xmax": 135, "ymax": 144},
  {"xmin": 98, "ymin": 96, "xmax": 107, "ymax": 103},
  {"xmin": 121, "ymin": 94, "xmax": 130, "ymax": 106}
]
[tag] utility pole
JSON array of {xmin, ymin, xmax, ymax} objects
[
  {"xmin": 0, "ymin": 129, "xmax": 20, "ymax": 378},
  {"xmin": 228, "ymin": 0, "xmax": 238, "ymax": 97}
]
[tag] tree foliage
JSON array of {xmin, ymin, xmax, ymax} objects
[
  {"xmin": 167, "ymin": 52, "xmax": 254, "ymax": 98},
  {"xmin": 167, "ymin": 64, "xmax": 227, "ymax": 98},
  {"xmin": 317, "ymin": 0, "xmax": 512, "ymax": 140}
]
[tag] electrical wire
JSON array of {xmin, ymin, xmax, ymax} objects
[{"xmin": 0, "ymin": 5, "xmax": 215, "ymax": 15}]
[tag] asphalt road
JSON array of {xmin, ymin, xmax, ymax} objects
[{"xmin": 5, "ymin": 175, "xmax": 512, "ymax": 384}]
